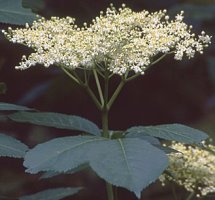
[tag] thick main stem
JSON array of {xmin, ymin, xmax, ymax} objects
[
  {"xmin": 102, "ymin": 69, "xmax": 114, "ymax": 200},
  {"xmin": 102, "ymin": 105, "xmax": 114, "ymax": 200}
]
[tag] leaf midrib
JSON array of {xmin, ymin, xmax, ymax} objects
[
  {"xmin": 117, "ymin": 139, "xmax": 133, "ymax": 180},
  {"xmin": 0, "ymin": 9, "xmax": 34, "ymax": 16}
]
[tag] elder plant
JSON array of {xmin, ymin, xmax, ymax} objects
[{"xmin": 1, "ymin": 4, "xmax": 213, "ymax": 200}]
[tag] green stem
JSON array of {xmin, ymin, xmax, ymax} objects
[
  {"xmin": 93, "ymin": 69, "xmax": 104, "ymax": 107},
  {"xmin": 186, "ymin": 192, "xmax": 195, "ymax": 200},
  {"xmin": 171, "ymin": 185, "xmax": 178, "ymax": 200},
  {"xmin": 106, "ymin": 183, "xmax": 114, "ymax": 200},
  {"xmin": 107, "ymin": 79, "xmax": 125, "ymax": 110},
  {"xmin": 101, "ymin": 69, "xmax": 114, "ymax": 200},
  {"xmin": 102, "ymin": 106, "xmax": 109, "ymax": 138},
  {"xmin": 61, "ymin": 67, "xmax": 80, "ymax": 84},
  {"xmin": 125, "ymin": 73, "xmax": 141, "ymax": 82},
  {"xmin": 85, "ymin": 85, "xmax": 102, "ymax": 110},
  {"xmin": 125, "ymin": 52, "xmax": 175, "ymax": 82},
  {"xmin": 102, "ymin": 69, "xmax": 110, "ymax": 138},
  {"xmin": 149, "ymin": 53, "xmax": 168, "ymax": 66}
]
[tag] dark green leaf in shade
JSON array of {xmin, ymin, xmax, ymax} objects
[
  {"xmin": 0, "ymin": 133, "xmax": 28, "ymax": 158},
  {"xmin": 0, "ymin": 102, "xmax": 33, "ymax": 111},
  {"xmin": 24, "ymin": 136, "xmax": 168, "ymax": 198},
  {"xmin": 0, "ymin": 0, "xmax": 37, "ymax": 25},
  {"xmin": 19, "ymin": 187, "xmax": 82, "ymax": 200},
  {"xmin": 0, "ymin": 82, "xmax": 7, "ymax": 94},
  {"xmin": 9, "ymin": 112, "xmax": 101, "ymax": 136},
  {"xmin": 126, "ymin": 124, "xmax": 208, "ymax": 144},
  {"xmin": 169, "ymin": 4, "xmax": 215, "ymax": 21},
  {"xmin": 22, "ymin": 0, "xmax": 45, "ymax": 12}
]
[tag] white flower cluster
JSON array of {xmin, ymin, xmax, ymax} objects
[
  {"xmin": 159, "ymin": 142, "xmax": 215, "ymax": 197},
  {"xmin": 2, "ymin": 4, "xmax": 211, "ymax": 75}
]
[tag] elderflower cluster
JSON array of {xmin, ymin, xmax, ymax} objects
[
  {"xmin": 2, "ymin": 4, "xmax": 211, "ymax": 75},
  {"xmin": 159, "ymin": 142, "xmax": 215, "ymax": 197}
]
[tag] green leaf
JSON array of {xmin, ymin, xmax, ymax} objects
[
  {"xmin": 24, "ymin": 136, "xmax": 168, "ymax": 198},
  {"xmin": 126, "ymin": 134, "xmax": 160, "ymax": 145},
  {"xmin": 22, "ymin": 0, "xmax": 45, "ymax": 12},
  {"xmin": 0, "ymin": 133, "xmax": 28, "ymax": 158},
  {"xmin": 40, "ymin": 164, "xmax": 89, "ymax": 179},
  {"xmin": 169, "ymin": 4, "xmax": 215, "ymax": 21},
  {"xmin": 0, "ymin": 102, "xmax": 33, "ymax": 111},
  {"xmin": 0, "ymin": 0, "xmax": 37, "ymax": 25},
  {"xmin": 9, "ymin": 112, "xmax": 101, "ymax": 136},
  {"xmin": 126, "ymin": 124, "xmax": 208, "ymax": 144},
  {"xmin": 19, "ymin": 187, "xmax": 82, "ymax": 200}
]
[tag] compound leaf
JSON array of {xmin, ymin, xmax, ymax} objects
[
  {"xmin": 126, "ymin": 124, "xmax": 208, "ymax": 144},
  {"xmin": 24, "ymin": 136, "xmax": 168, "ymax": 198}
]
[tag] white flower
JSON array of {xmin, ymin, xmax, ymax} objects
[
  {"xmin": 160, "ymin": 141, "xmax": 215, "ymax": 197},
  {"xmin": 2, "ymin": 4, "xmax": 211, "ymax": 76}
]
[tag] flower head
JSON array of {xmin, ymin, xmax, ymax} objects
[
  {"xmin": 2, "ymin": 4, "xmax": 211, "ymax": 75},
  {"xmin": 159, "ymin": 141, "xmax": 215, "ymax": 197}
]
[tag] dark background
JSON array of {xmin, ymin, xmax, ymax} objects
[{"xmin": 0, "ymin": 0, "xmax": 215, "ymax": 199}]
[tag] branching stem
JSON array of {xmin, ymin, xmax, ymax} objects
[{"xmin": 93, "ymin": 69, "xmax": 104, "ymax": 107}]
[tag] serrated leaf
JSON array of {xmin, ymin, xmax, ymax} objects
[
  {"xmin": 19, "ymin": 187, "xmax": 82, "ymax": 200},
  {"xmin": 24, "ymin": 136, "xmax": 168, "ymax": 198},
  {"xmin": 22, "ymin": 0, "xmax": 45, "ymax": 12},
  {"xmin": 9, "ymin": 112, "xmax": 101, "ymax": 136},
  {"xmin": 153, "ymin": 145, "xmax": 178, "ymax": 154},
  {"xmin": 126, "ymin": 134, "xmax": 160, "ymax": 145},
  {"xmin": 0, "ymin": 102, "xmax": 33, "ymax": 111},
  {"xmin": 0, "ymin": 0, "xmax": 37, "ymax": 25},
  {"xmin": 126, "ymin": 124, "xmax": 208, "ymax": 144},
  {"xmin": 0, "ymin": 133, "xmax": 28, "ymax": 158},
  {"xmin": 40, "ymin": 164, "xmax": 89, "ymax": 179}
]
